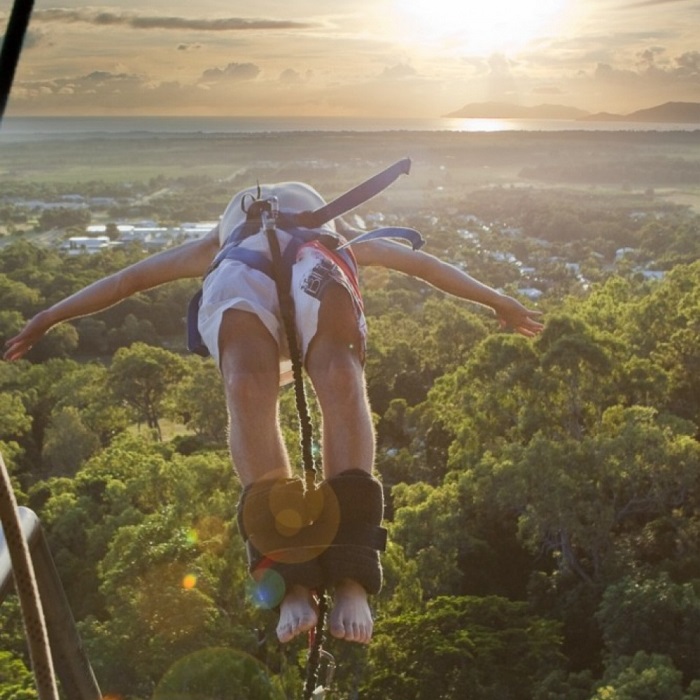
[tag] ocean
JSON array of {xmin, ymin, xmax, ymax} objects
[{"xmin": 1, "ymin": 115, "xmax": 698, "ymax": 143}]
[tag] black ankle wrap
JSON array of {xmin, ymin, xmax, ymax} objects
[
  {"xmin": 320, "ymin": 470, "xmax": 387, "ymax": 595},
  {"xmin": 237, "ymin": 477, "xmax": 340, "ymax": 607}
]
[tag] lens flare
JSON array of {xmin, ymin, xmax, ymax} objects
[{"xmin": 247, "ymin": 568, "xmax": 286, "ymax": 609}]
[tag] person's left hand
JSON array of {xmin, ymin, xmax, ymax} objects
[{"xmin": 494, "ymin": 296, "xmax": 544, "ymax": 338}]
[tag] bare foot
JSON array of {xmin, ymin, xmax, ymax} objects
[
  {"xmin": 277, "ymin": 585, "xmax": 318, "ymax": 643},
  {"xmin": 329, "ymin": 579, "xmax": 373, "ymax": 644}
]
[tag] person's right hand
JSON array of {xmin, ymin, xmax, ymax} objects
[{"xmin": 3, "ymin": 311, "xmax": 53, "ymax": 361}]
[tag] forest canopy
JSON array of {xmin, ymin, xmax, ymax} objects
[{"xmin": 1, "ymin": 153, "xmax": 700, "ymax": 699}]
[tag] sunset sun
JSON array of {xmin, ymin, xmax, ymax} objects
[{"xmin": 392, "ymin": 0, "xmax": 571, "ymax": 55}]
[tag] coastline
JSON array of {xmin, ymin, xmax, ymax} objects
[{"xmin": 1, "ymin": 115, "xmax": 699, "ymax": 143}]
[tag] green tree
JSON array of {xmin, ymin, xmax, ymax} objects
[
  {"xmin": 42, "ymin": 407, "xmax": 101, "ymax": 477},
  {"xmin": 2, "ymin": 358, "xmax": 83, "ymax": 474},
  {"xmin": 389, "ymin": 481, "xmax": 464, "ymax": 597},
  {"xmin": 166, "ymin": 357, "xmax": 228, "ymax": 443},
  {"xmin": 363, "ymin": 596, "xmax": 563, "ymax": 700},
  {"xmin": 153, "ymin": 647, "xmax": 284, "ymax": 700},
  {"xmin": 37, "ymin": 206, "xmax": 90, "ymax": 231},
  {"xmin": 0, "ymin": 651, "xmax": 36, "ymax": 700},
  {"xmin": 0, "ymin": 311, "xmax": 25, "ymax": 349},
  {"xmin": 591, "ymin": 652, "xmax": 687, "ymax": 700},
  {"xmin": 506, "ymin": 406, "xmax": 700, "ymax": 583},
  {"xmin": 597, "ymin": 575, "xmax": 700, "ymax": 680},
  {"xmin": 654, "ymin": 323, "xmax": 700, "ymax": 428},
  {"xmin": 25, "ymin": 323, "xmax": 79, "ymax": 362},
  {"xmin": 106, "ymin": 313, "xmax": 159, "ymax": 351},
  {"xmin": 52, "ymin": 363, "xmax": 129, "ymax": 446},
  {"xmin": 0, "ymin": 392, "xmax": 31, "ymax": 442},
  {"xmin": 108, "ymin": 343, "xmax": 187, "ymax": 439},
  {"xmin": 0, "ymin": 273, "xmax": 42, "ymax": 316}
]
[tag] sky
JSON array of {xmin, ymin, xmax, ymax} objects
[{"xmin": 2, "ymin": 0, "xmax": 700, "ymax": 118}]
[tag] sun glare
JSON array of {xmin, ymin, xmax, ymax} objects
[{"xmin": 391, "ymin": 0, "xmax": 570, "ymax": 56}]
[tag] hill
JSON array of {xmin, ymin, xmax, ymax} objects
[
  {"xmin": 444, "ymin": 100, "xmax": 700, "ymax": 124},
  {"xmin": 443, "ymin": 101, "xmax": 589, "ymax": 120},
  {"xmin": 581, "ymin": 101, "xmax": 700, "ymax": 123}
]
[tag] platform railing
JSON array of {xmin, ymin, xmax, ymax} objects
[{"xmin": 1, "ymin": 496, "xmax": 102, "ymax": 699}]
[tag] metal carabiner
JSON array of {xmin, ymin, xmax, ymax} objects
[
  {"xmin": 310, "ymin": 649, "xmax": 336, "ymax": 699},
  {"xmin": 261, "ymin": 196, "xmax": 279, "ymax": 234}
]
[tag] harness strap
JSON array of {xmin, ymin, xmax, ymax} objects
[
  {"xmin": 212, "ymin": 225, "xmax": 420, "ymax": 276},
  {"xmin": 300, "ymin": 157, "xmax": 411, "ymax": 228},
  {"xmin": 187, "ymin": 159, "xmax": 422, "ymax": 357},
  {"xmin": 337, "ymin": 225, "xmax": 424, "ymax": 251},
  {"xmin": 186, "ymin": 224, "xmax": 424, "ymax": 357}
]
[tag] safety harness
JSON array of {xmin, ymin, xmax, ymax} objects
[{"xmin": 186, "ymin": 157, "xmax": 424, "ymax": 357}]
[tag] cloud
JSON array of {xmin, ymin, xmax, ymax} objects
[
  {"xmin": 379, "ymin": 63, "xmax": 417, "ymax": 80},
  {"xmin": 0, "ymin": 27, "xmax": 47, "ymax": 50},
  {"xmin": 14, "ymin": 70, "xmax": 146, "ymax": 104},
  {"xmin": 676, "ymin": 50, "xmax": 700, "ymax": 76},
  {"xmin": 199, "ymin": 62, "xmax": 261, "ymax": 82},
  {"xmin": 593, "ymin": 48, "xmax": 700, "ymax": 84},
  {"xmin": 532, "ymin": 85, "xmax": 564, "ymax": 95},
  {"xmin": 32, "ymin": 9, "xmax": 315, "ymax": 32},
  {"xmin": 279, "ymin": 68, "xmax": 305, "ymax": 84},
  {"xmin": 621, "ymin": 0, "xmax": 698, "ymax": 7}
]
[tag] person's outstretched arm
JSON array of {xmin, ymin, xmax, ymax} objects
[
  {"xmin": 4, "ymin": 227, "xmax": 220, "ymax": 361},
  {"xmin": 353, "ymin": 238, "xmax": 544, "ymax": 337}
]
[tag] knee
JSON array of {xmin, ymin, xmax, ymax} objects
[
  {"xmin": 308, "ymin": 350, "xmax": 365, "ymax": 405},
  {"xmin": 222, "ymin": 366, "xmax": 278, "ymax": 413}
]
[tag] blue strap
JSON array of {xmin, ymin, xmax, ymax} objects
[
  {"xmin": 186, "ymin": 224, "xmax": 424, "ymax": 356},
  {"xmin": 339, "ymin": 226, "xmax": 424, "ymax": 251},
  {"xmin": 186, "ymin": 289, "xmax": 207, "ymax": 356},
  {"xmin": 302, "ymin": 158, "xmax": 411, "ymax": 228}
]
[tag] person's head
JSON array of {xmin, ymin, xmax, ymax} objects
[{"xmin": 219, "ymin": 182, "xmax": 331, "ymax": 240}]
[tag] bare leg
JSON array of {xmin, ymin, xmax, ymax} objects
[
  {"xmin": 306, "ymin": 285, "xmax": 376, "ymax": 644},
  {"xmin": 219, "ymin": 309, "xmax": 317, "ymax": 642},
  {"xmin": 306, "ymin": 285, "xmax": 375, "ymax": 479},
  {"xmin": 219, "ymin": 309, "xmax": 289, "ymax": 486}
]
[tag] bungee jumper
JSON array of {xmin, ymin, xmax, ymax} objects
[
  {"xmin": 4, "ymin": 160, "xmax": 543, "ymax": 655},
  {"xmin": 1, "ymin": 3, "xmax": 542, "ymax": 697}
]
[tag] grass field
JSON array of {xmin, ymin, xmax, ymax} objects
[{"xmin": 2, "ymin": 129, "xmax": 699, "ymax": 209}]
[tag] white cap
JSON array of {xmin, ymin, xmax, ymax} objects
[{"xmin": 218, "ymin": 182, "xmax": 332, "ymax": 246}]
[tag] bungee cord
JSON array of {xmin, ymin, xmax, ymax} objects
[
  {"xmin": 0, "ymin": 4, "xmax": 61, "ymax": 698},
  {"xmin": 0, "ymin": 0, "xmax": 34, "ymax": 124},
  {"xmin": 262, "ymin": 205, "xmax": 331, "ymax": 699}
]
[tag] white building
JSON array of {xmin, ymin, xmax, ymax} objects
[{"xmin": 60, "ymin": 236, "xmax": 114, "ymax": 255}]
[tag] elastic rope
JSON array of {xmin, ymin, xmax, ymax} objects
[
  {"xmin": 0, "ymin": 453, "xmax": 59, "ymax": 700},
  {"xmin": 264, "ymin": 227, "xmax": 317, "ymax": 480},
  {"xmin": 304, "ymin": 591, "xmax": 329, "ymax": 698},
  {"xmin": 1, "ymin": 6, "xmax": 68, "ymax": 696},
  {"xmin": 0, "ymin": 0, "xmax": 35, "ymax": 124},
  {"xmin": 264, "ymin": 227, "xmax": 327, "ymax": 700}
]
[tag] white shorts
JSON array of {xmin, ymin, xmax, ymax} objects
[{"xmin": 197, "ymin": 229, "xmax": 366, "ymax": 384}]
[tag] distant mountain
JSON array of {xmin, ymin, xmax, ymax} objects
[
  {"xmin": 581, "ymin": 101, "xmax": 700, "ymax": 123},
  {"xmin": 443, "ymin": 102, "xmax": 589, "ymax": 120},
  {"xmin": 444, "ymin": 100, "xmax": 700, "ymax": 123}
]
